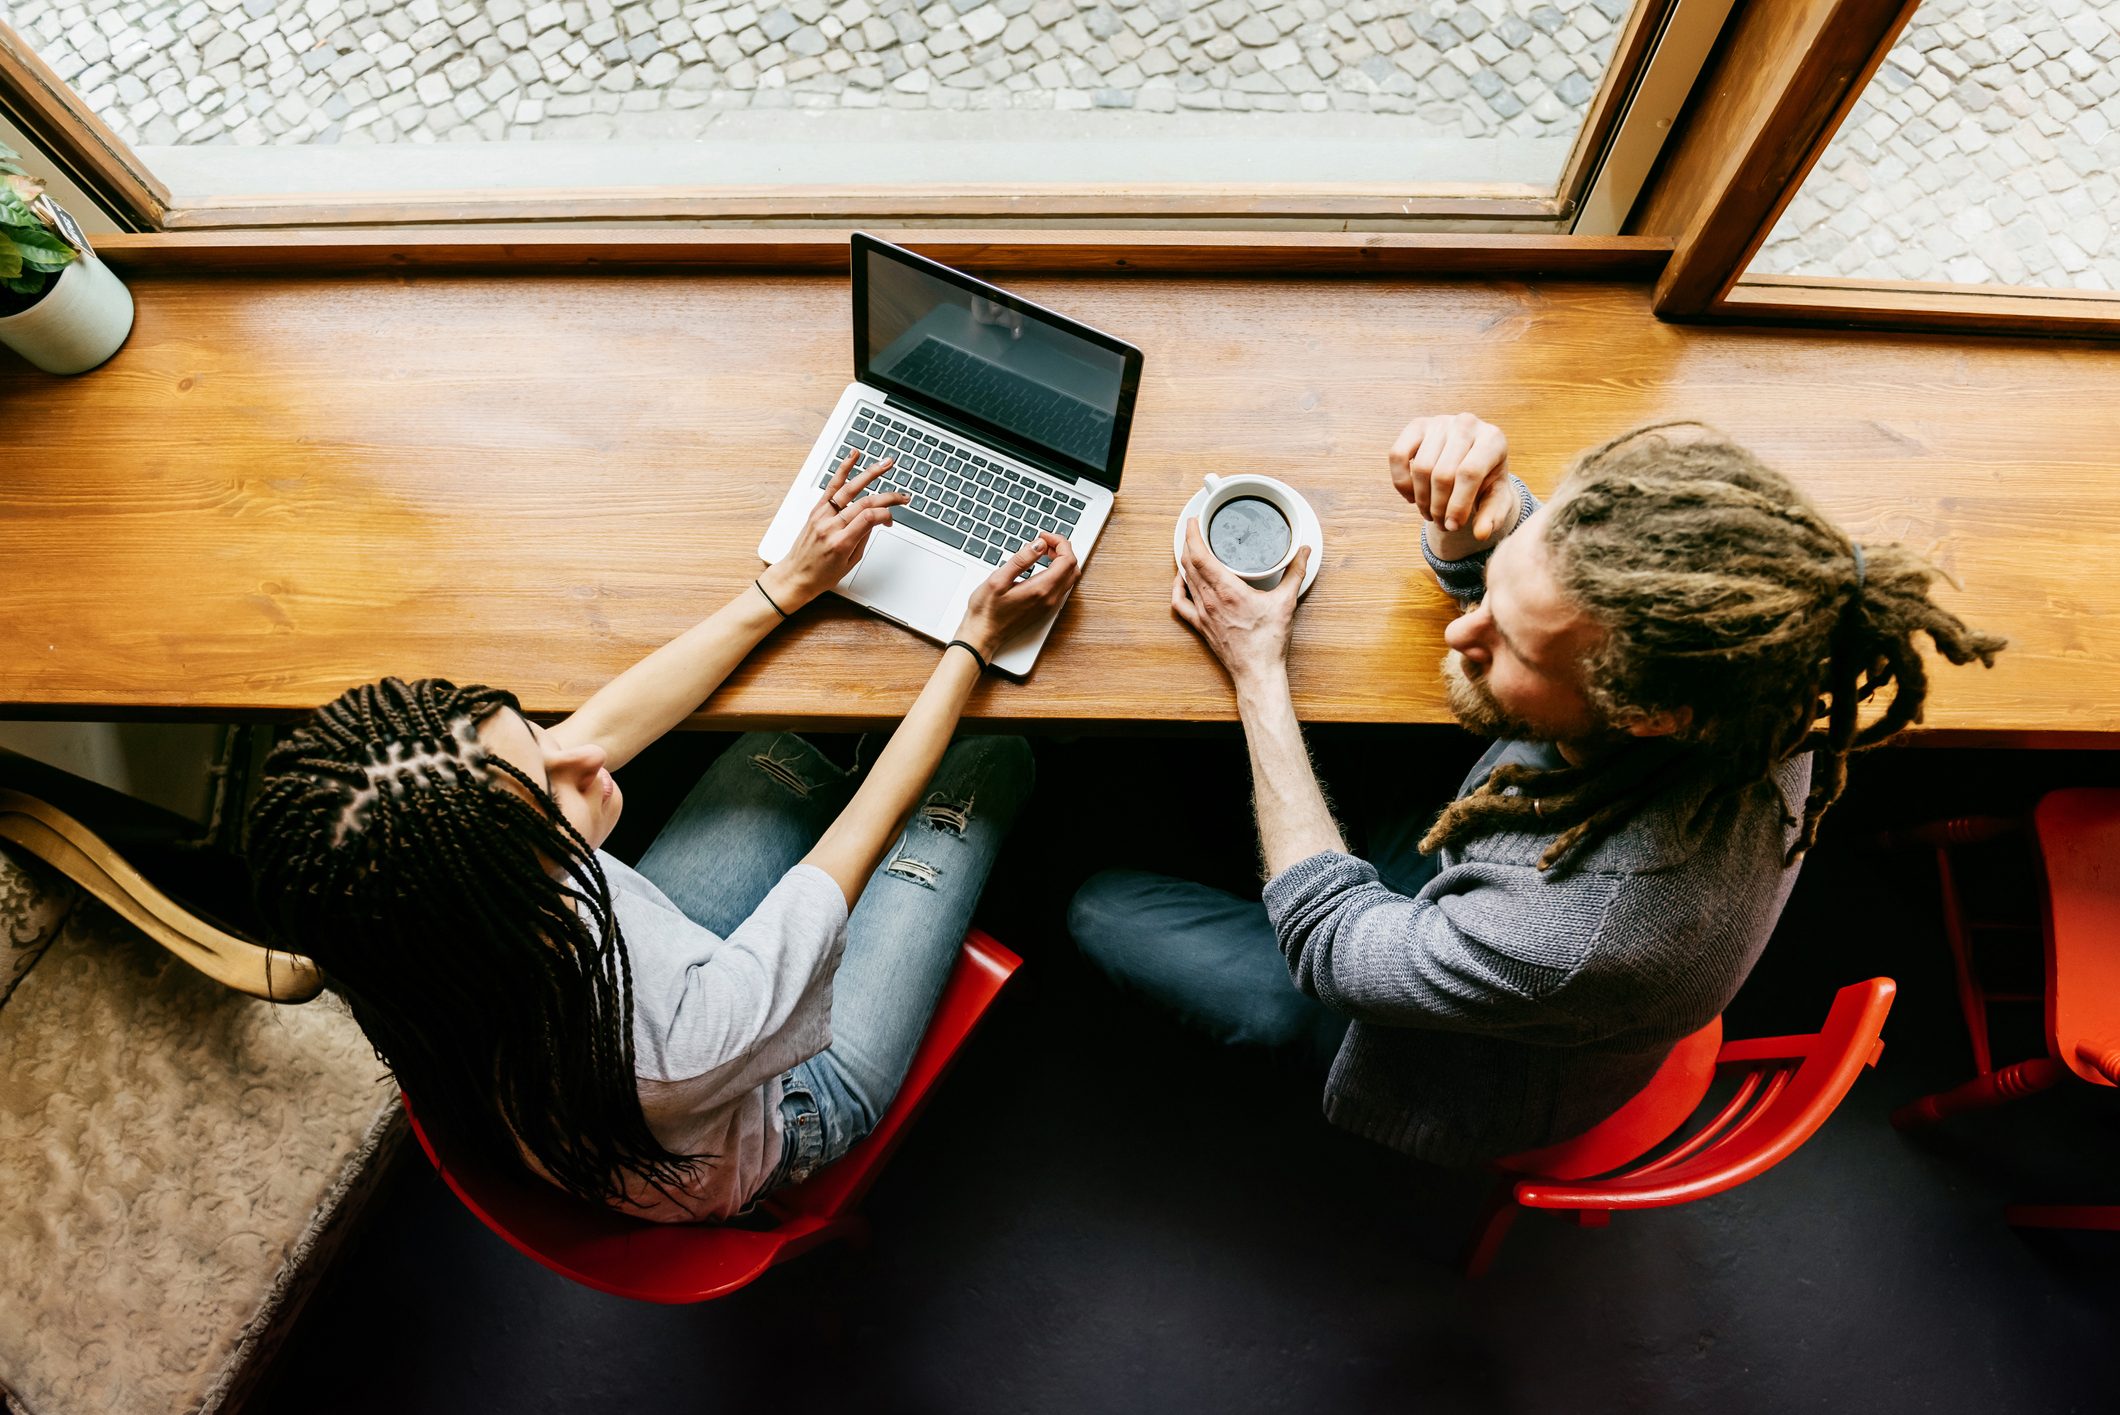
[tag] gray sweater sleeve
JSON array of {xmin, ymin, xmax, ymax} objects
[
  {"xmin": 1263, "ymin": 849, "xmax": 1622, "ymax": 1038},
  {"xmin": 1422, "ymin": 475, "xmax": 1539, "ymax": 603}
]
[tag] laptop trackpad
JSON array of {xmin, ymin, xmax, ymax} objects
[{"xmin": 849, "ymin": 532, "xmax": 964, "ymax": 627}]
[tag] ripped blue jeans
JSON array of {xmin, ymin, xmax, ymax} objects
[{"xmin": 633, "ymin": 731, "xmax": 1033, "ymax": 1192}]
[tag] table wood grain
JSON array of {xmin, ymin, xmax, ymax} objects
[{"xmin": 1, "ymin": 271, "xmax": 2113, "ymax": 741}]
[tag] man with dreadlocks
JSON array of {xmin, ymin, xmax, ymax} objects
[
  {"xmin": 250, "ymin": 449, "xmax": 1078, "ymax": 1220},
  {"xmin": 1070, "ymin": 415, "xmax": 2002, "ymax": 1166}
]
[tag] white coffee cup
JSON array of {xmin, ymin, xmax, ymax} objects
[{"xmin": 1196, "ymin": 473, "xmax": 1302, "ymax": 584}]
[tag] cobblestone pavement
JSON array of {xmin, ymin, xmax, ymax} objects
[
  {"xmin": 2, "ymin": 0, "xmax": 1623, "ymax": 140},
  {"xmin": 1755, "ymin": 0, "xmax": 2120, "ymax": 291}
]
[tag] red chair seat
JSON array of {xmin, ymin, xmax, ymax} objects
[
  {"xmin": 1464, "ymin": 979, "xmax": 1894, "ymax": 1275},
  {"xmin": 406, "ymin": 928, "xmax": 1022, "ymax": 1304}
]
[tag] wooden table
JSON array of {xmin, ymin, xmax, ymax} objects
[{"xmin": 2, "ymin": 270, "xmax": 2115, "ymax": 741}]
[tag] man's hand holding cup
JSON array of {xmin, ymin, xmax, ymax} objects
[{"xmin": 1172, "ymin": 516, "xmax": 1313, "ymax": 694}]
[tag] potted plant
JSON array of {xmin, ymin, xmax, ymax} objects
[{"xmin": 0, "ymin": 144, "xmax": 133, "ymax": 375}]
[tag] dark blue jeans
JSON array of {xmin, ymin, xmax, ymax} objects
[{"xmin": 1067, "ymin": 795, "xmax": 1441, "ymax": 1067}]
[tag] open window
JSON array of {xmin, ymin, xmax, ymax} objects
[
  {"xmin": 0, "ymin": 1, "xmax": 1720, "ymax": 232},
  {"xmin": 1735, "ymin": 0, "xmax": 2118, "ymax": 333},
  {"xmin": 1633, "ymin": 0, "xmax": 2119, "ymax": 338}
]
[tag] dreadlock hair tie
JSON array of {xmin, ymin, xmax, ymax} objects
[{"xmin": 1850, "ymin": 543, "xmax": 1867, "ymax": 598}]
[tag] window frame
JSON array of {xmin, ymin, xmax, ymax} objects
[
  {"xmin": 82, "ymin": 225, "xmax": 1674, "ymax": 279},
  {"xmin": 0, "ymin": 19, "xmax": 164, "ymax": 231},
  {"xmin": 1631, "ymin": 0, "xmax": 2120, "ymax": 339}
]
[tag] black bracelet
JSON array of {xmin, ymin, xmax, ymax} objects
[
  {"xmin": 946, "ymin": 639, "xmax": 989, "ymax": 672},
  {"xmin": 753, "ymin": 578, "xmax": 789, "ymax": 620}
]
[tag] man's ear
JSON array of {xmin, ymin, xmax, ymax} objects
[{"xmin": 1624, "ymin": 706, "xmax": 1693, "ymax": 739}]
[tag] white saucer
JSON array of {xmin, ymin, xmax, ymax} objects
[{"xmin": 1173, "ymin": 477, "xmax": 1324, "ymax": 596}]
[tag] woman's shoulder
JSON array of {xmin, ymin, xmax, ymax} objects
[
  {"xmin": 594, "ymin": 850, "xmax": 667, "ymax": 905},
  {"xmin": 592, "ymin": 851, "xmax": 704, "ymax": 932}
]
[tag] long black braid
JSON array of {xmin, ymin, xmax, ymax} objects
[{"xmin": 245, "ymin": 676, "xmax": 700, "ymax": 1206}]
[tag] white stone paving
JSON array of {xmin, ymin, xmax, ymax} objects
[{"xmin": 0, "ymin": 0, "xmax": 1624, "ymax": 140}]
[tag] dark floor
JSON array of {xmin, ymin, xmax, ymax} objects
[{"xmin": 253, "ymin": 733, "xmax": 2120, "ymax": 1415}]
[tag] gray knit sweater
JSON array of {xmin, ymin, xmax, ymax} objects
[{"xmin": 1262, "ymin": 487, "xmax": 1811, "ymax": 1165}]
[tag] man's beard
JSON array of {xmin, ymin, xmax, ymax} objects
[{"xmin": 1440, "ymin": 650, "xmax": 1552, "ymax": 741}]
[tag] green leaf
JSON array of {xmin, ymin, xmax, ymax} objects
[
  {"xmin": 0, "ymin": 192, "xmax": 39, "ymax": 230},
  {"xmin": 0, "ymin": 162, "xmax": 21, "ymax": 177},
  {"xmin": 0, "ymin": 237, "xmax": 22, "ymax": 280},
  {"xmin": 0, "ymin": 143, "xmax": 18, "ymax": 162},
  {"xmin": 8, "ymin": 221, "xmax": 73, "ymax": 271},
  {"xmin": 4, "ymin": 273, "xmax": 46, "ymax": 294}
]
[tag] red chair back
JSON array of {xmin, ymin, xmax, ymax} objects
[
  {"xmin": 405, "ymin": 929, "xmax": 1022, "ymax": 1304},
  {"xmin": 1512, "ymin": 978, "xmax": 1895, "ymax": 1213},
  {"xmin": 2032, "ymin": 790, "xmax": 2120, "ymax": 1088}
]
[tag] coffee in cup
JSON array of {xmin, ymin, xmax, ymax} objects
[
  {"xmin": 1208, "ymin": 496, "xmax": 1293, "ymax": 575},
  {"xmin": 1195, "ymin": 472, "xmax": 1303, "ymax": 585}
]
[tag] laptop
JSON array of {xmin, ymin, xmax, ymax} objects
[{"xmin": 758, "ymin": 233, "xmax": 1145, "ymax": 676}]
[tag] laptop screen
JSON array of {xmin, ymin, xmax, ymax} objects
[{"xmin": 853, "ymin": 234, "xmax": 1143, "ymax": 490}]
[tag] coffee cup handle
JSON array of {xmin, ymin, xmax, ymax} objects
[{"xmin": 1202, "ymin": 474, "xmax": 1222, "ymax": 495}]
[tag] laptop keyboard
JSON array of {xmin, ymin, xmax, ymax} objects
[{"xmin": 818, "ymin": 404, "xmax": 1089, "ymax": 566}]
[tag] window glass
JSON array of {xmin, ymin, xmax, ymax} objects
[
  {"xmin": 2, "ymin": 0, "xmax": 1647, "ymax": 202},
  {"xmin": 1752, "ymin": 0, "xmax": 2118, "ymax": 291}
]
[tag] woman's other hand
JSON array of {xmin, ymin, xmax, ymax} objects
[
  {"xmin": 762, "ymin": 450, "xmax": 911, "ymax": 610},
  {"xmin": 955, "ymin": 532, "xmax": 1081, "ymax": 661}
]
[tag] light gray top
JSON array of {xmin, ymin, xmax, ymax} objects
[{"xmin": 597, "ymin": 853, "xmax": 848, "ymax": 1222}]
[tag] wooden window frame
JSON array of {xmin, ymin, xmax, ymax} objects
[
  {"xmin": 83, "ymin": 226, "xmax": 1673, "ymax": 278},
  {"xmin": 1628, "ymin": 0, "xmax": 2120, "ymax": 340},
  {"xmin": 0, "ymin": 18, "xmax": 165, "ymax": 230}
]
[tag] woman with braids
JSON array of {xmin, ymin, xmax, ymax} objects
[
  {"xmin": 1070, "ymin": 415, "xmax": 2004, "ymax": 1166},
  {"xmin": 249, "ymin": 450, "xmax": 1079, "ymax": 1220}
]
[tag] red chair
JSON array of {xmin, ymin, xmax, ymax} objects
[
  {"xmin": 405, "ymin": 929, "xmax": 1022, "ymax": 1303},
  {"xmin": 1889, "ymin": 790, "xmax": 2120, "ymax": 1233},
  {"xmin": 1463, "ymin": 979, "xmax": 1895, "ymax": 1277}
]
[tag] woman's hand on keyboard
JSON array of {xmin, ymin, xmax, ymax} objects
[
  {"xmin": 766, "ymin": 449, "xmax": 912, "ymax": 609},
  {"xmin": 955, "ymin": 532, "xmax": 1081, "ymax": 660}
]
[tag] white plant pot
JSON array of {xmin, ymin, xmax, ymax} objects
[{"xmin": 0, "ymin": 250, "xmax": 136, "ymax": 375}]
